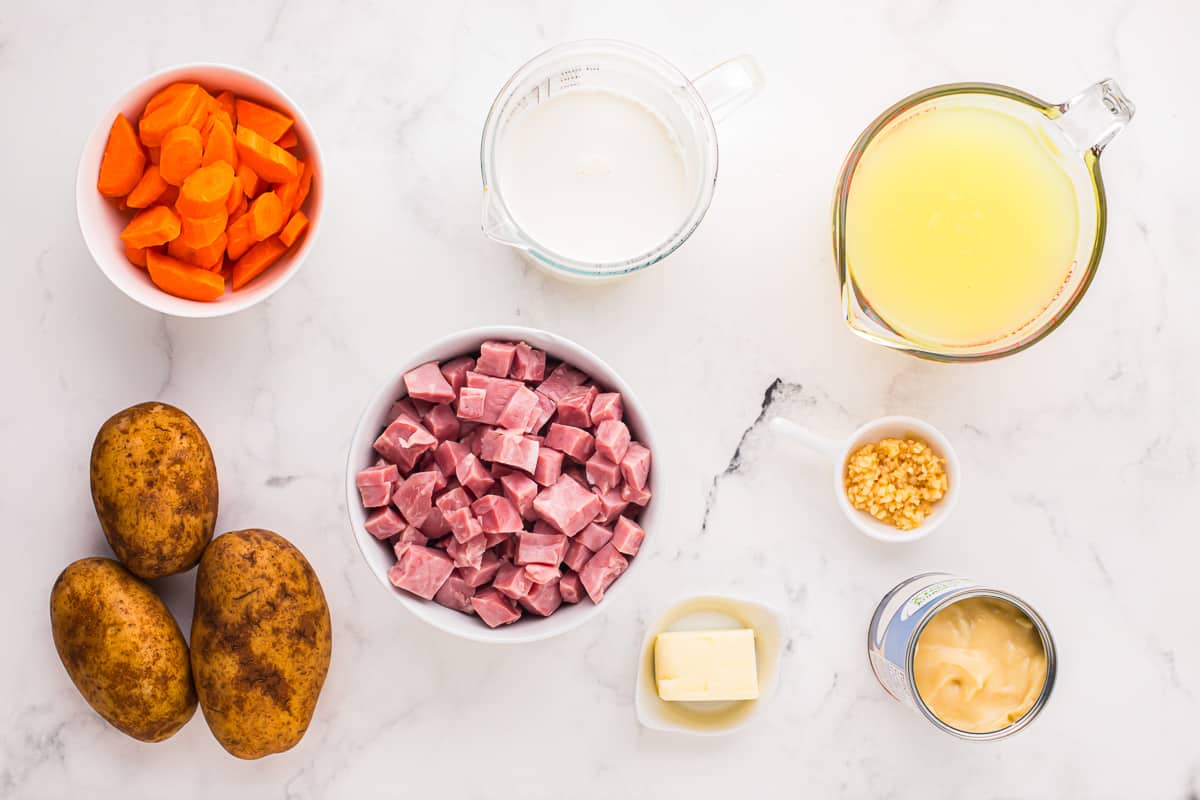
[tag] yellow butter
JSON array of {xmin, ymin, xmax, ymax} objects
[{"xmin": 654, "ymin": 628, "xmax": 759, "ymax": 702}]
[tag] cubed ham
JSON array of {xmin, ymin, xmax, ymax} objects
[
  {"xmin": 559, "ymin": 571, "xmax": 584, "ymax": 604},
  {"xmin": 520, "ymin": 580, "xmax": 563, "ymax": 617},
  {"xmin": 443, "ymin": 506, "xmax": 483, "ymax": 544},
  {"xmin": 621, "ymin": 481, "xmax": 652, "ymax": 506},
  {"xmin": 579, "ymin": 544, "xmax": 629, "ymax": 604},
  {"xmin": 497, "ymin": 430, "xmax": 539, "ymax": 472},
  {"xmin": 440, "ymin": 356, "xmax": 476, "ymax": 396},
  {"xmin": 594, "ymin": 419, "xmax": 631, "ymax": 464},
  {"xmin": 528, "ymin": 391, "xmax": 557, "ymax": 434},
  {"xmin": 458, "ymin": 550, "xmax": 501, "ymax": 588},
  {"xmin": 470, "ymin": 587, "xmax": 522, "ymax": 628},
  {"xmin": 537, "ymin": 363, "xmax": 587, "ymax": 402},
  {"xmin": 563, "ymin": 540, "xmax": 592, "ymax": 572},
  {"xmin": 493, "ymin": 561, "xmax": 533, "ymax": 600},
  {"xmin": 544, "ymin": 423, "xmax": 594, "ymax": 463},
  {"xmin": 524, "ymin": 564, "xmax": 561, "ymax": 585},
  {"xmin": 392, "ymin": 526, "xmax": 429, "ymax": 561},
  {"xmin": 364, "ymin": 506, "xmax": 406, "ymax": 539},
  {"xmin": 434, "ymin": 439, "xmax": 470, "ymax": 477},
  {"xmin": 497, "ymin": 535, "xmax": 518, "ymax": 562},
  {"xmin": 374, "ymin": 415, "xmax": 438, "ymax": 472},
  {"xmin": 476, "ymin": 340, "xmax": 517, "ymax": 377},
  {"xmin": 556, "ymin": 385, "xmax": 598, "ymax": 427},
  {"xmin": 385, "ymin": 398, "xmax": 419, "ymax": 424},
  {"xmin": 499, "ymin": 472, "xmax": 538, "ymax": 519},
  {"xmin": 593, "ymin": 487, "xmax": 630, "ymax": 525},
  {"xmin": 509, "ymin": 342, "xmax": 546, "ymax": 381},
  {"xmin": 465, "ymin": 372, "xmax": 525, "ymax": 425},
  {"xmin": 392, "ymin": 471, "xmax": 438, "ymax": 527},
  {"xmin": 533, "ymin": 474, "xmax": 602, "ymax": 536},
  {"xmin": 412, "ymin": 398, "xmax": 435, "ymax": 418},
  {"xmin": 419, "ymin": 507, "xmax": 451, "ymax": 538},
  {"xmin": 357, "ymin": 463, "xmax": 399, "ymax": 488},
  {"xmin": 423, "ymin": 403, "xmax": 461, "ymax": 442},
  {"xmin": 584, "ymin": 453, "xmax": 622, "ymax": 493},
  {"xmin": 576, "ymin": 522, "xmax": 613, "ymax": 552},
  {"xmin": 471, "ymin": 495, "xmax": 524, "ymax": 533},
  {"xmin": 455, "ymin": 453, "xmax": 495, "ymax": 498},
  {"xmin": 456, "ymin": 387, "xmax": 487, "ymax": 421},
  {"xmin": 484, "ymin": 531, "xmax": 510, "ymax": 549},
  {"xmin": 516, "ymin": 531, "xmax": 569, "ymax": 566},
  {"xmin": 422, "ymin": 459, "xmax": 448, "ymax": 492},
  {"xmin": 403, "ymin": 361, "xmax": 456, "ymax": 403},
  {"xmin": 611, "ymin": 515, "xmax": 645, "ymax": 556},
  {"xmin": 590, "ymin": 392, "xmax": 623, "ymax": 424},
  {"xmin": 620, "ymin": 441, "xmax": 651, "ymax": 491},
  {"xmin": 434, "ymin": 486, "xmax": 472, "ymax": 515},
  {"xmin": 446, "ymin": 534, "xmax": 487, "ymax": 570},
  {"xmin": 357, "ymin": 482, "xmax": 392, "ymax": 508},
  {"xmin": 497, "ymin": 385, "xmax": 540, "ymax": 430},
  {"xmin": 533, "ymin": 447, "xmax": 564, "ymax": 487},
  {"xmin": 434, "ymin": 573, "xmax": 475, "ymax": 614},
  {"xmin": 388, "ymin": 545, "xmax": 454, "ymax": 600}
]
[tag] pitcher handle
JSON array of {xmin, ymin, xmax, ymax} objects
[
  {"xmin": 1053, "ymin": 79, "xmax": 1135, "ymax": 155},
  {"xmin": 691, "ymin": 55, "xmax": 765, "ymax": 123}
]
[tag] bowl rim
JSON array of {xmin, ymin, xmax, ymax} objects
[
  {"xmin": 75, "ymin": 61, "xmax": 324, "ymax": 319},
  {"xmin": 344, "ymin": 324, "xmax": 659, "ymax": 644}
]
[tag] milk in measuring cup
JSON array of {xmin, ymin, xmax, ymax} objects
[{"xmin": 496, "ymin": 89, "xmax": 692, "ymax": 264}]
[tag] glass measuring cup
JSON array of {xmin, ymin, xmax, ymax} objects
[
  {"xmin": 481, "ymin": 39, "xmax": 764, "ymax": 281},
  {"xmin": 833, "ymin": 80, "xmax": 1135, "ymax": 361}
]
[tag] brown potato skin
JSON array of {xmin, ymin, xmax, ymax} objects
[
  {"xmin": 90, "ymin": 401, "xmax": 218, "ymax": 579},
  {"xmin": 191, "ymin": 529, "xmax": 332, "ymax": 759},
  {"xmin": 50, "ymin": 558, "xmax": 197, "ymax": 742}
]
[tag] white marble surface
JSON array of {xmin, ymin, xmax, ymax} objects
[{"xmin": 2, "ymin": 0, "xmax": 1198, "ymax": 797}]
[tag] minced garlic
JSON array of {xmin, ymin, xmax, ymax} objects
[{"xmin": 844, "ymin": 437, "xmax": 948, "ymax": 530}]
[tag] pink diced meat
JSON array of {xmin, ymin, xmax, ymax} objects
[
  {"xmin": 594, "ymin": 419, "xmax": 631, "ymax": 464},
  {"xmin": 584, "ymin": 453, "xmax": 622, "ymax": 493},
  {"xmin": 559, "ymin": 571, "xmax": 584, "ymax": 604},
  {"xmin": 484, "ymin": 531, "xmax": 511, "ymax": 550},
  {"xmin": 576, "ymin": 522, "xmax": 614, "ymax": 552},
  {"xmin": 524, "ymin": 564, "xmax": 561, "ymax": 585},
  {"xmin": 611, "ymin": 515, "xmax": 645, "ymax": 556},
  {"xmin": 593, "ymin": 487, "xmax": 630, "ymax": 525},
  {"xmin": 392, "ymin": 471, "xmax": 438, "ymax": 527},
  {"xmin": 392, "ymin": 526, "xmax": 429, "ymax": 561},
  {"xmin": 563, "ymin": 540, "xmax": 592, "ymax": 572},
  {"xmin": 357, "ymin": 463, "xmax": 399, "ymax": 488},
  {"xmin": 412, "ymin": 398, "xmax": 435, "ymax": 418},
  {"xmin": 364, "ymin": 506, "xmax": 406, "ymax": 540},
  {"xmin": 528, "ymin": 391, "xmax": 556, "ymax": 434},
  {"xmin": 374, "ymin": 415, "xmax": 438, "ymax": 472},
  {"xmin": 446, "ymin": 534, "xmax": 487, "ymax": 570},
  {"xmin": 458, "ymin": 549, "xmax": 501, "ymax": 588},
  {"xmin": 440, "ymin": 356, "xmax": 476, "ymax": 396},
  {"xmin": 434, "ymin": 485, "xmax": 472, "ymax": 515},
  {"xmin": 358, "ymin": 482, "xmax": 392, "ymax": 508},
  {"xmin": 476, "ymin": 340, "xmax": 517, "ymax": 377},
  {"xmin": 544, "ymin": 423, "xmax": 594, "ymax": 463},
  {"xmin": 533, "ymin": 474, "xmax": 602, "ymax": 536},
  {"xmin": 537, "ymin": 363, "xmax": 587, "ymax": 402},
  {"xmin": 419, "ymin": 507, "xmax": 451, "ymax": 538},
  {"xmin": 520, "ymin": 580, "xmax": 563, "ymax": 617},
  {"xmin": 386, "ymin": 398, "xmax": 419, "ymax": 424},
  {"xmin": 403, "ymin": 361, "xmax": 456, "ymax": 403},
  {"xmin": 388, "ymin": 545, "xmax": 454, "ymax": 600},
  {"xmin": 443, "ymin": 506, "xmax": 483, "ymax": 544},
  {"xmin": 480, "ymin": 428, "xmax": 539, "ymax": 473},
  {"xmin": 621, "ymin": 481, "xmax": 652, "ymax": 506},
  {"xmin": 456, "ymin": 387, "xmax": 487, "ymax": 421},
  {"xmin": 466, "ymin": 372, "xmax": 525, "ymax": 425},
  {"xmin": 423, "ymin": 403, "xmax": 461, "ymax": 442},
  {"xmin": 497, "ymin": 385, "xmax": 540, "ymax": 430},
  {"xmin": 455, "ymin": 453, "xmax": 495, "ymax": 498},
  {"xmin": 471, "ymin": 495, "xmax": 524, "ymax": 533},
  {"xmin": 493, "ymin": 561, "xmax": 533, "ymax": 600},
  {"xmin": 509, "ymin": 342, "xmax": 546, "ymax": 382},
  {"xmin": 434, "ymin": 573, "xmax": 475, "ymax": 614},
  {"xmin": 516, "ymin": 531, "xmax": 569, "ymax": 566},
  {"xmin": 590, "ymin": 392, "xmax": 623, "ymax": 423},
  {"xmin": 620, "ymin": 441, "xmax": 651, "ymax": 491},
  {"xmin": 579, "ymin": 544, "xmax": 629, "ymax": 604},
  {"xmin": 499, "ymin": 472, "xmax": 538, "ymax": 519},
  {"xmin": 470, "ymin": 587, "xmax": 522, "ymax": 628},
  {"xmin": 556, "ymin": 385, "xmax": 598, "ymax": 427},
  {"xmin": 533, "ymin": 447, "xmax": 564, "ymax": 487},
  {"xmin": 434, "ymin": 440, "xmax": 470, "ymax": 477}
]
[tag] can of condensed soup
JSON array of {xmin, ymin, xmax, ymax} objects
[{"xmin": 868, "ymin": 572, "xmax": 1057, "ymax": 740}]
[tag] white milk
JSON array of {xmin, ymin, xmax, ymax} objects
[{"xmin": 496, "ymin": 89, "xmax": 692, "ymax": 264}]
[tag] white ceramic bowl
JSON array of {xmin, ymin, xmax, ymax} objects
[
  {"xmin": 635, "ymin": 594, "xmax": 783, "ymax": 736},
  {"xmin": 76, "ymin": 63, "xmax": 324, "ymax": 317},
  {"xmin": 345, "ymin": 325, "xmax": 660, "ymax": 644},
  {"xmin": 771, "ymin": 415, "xmax": 960, "ymax": 543}
]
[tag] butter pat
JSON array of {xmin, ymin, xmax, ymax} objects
[{"xmin": 654, "ymin": 628, "xmax": 759, "ymax": 702}]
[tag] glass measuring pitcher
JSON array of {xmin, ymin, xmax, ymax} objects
[
  {"xmin": 833, "ymin": 80, "xmax": 1135, "ymax": 361},
  {"xmin": 481, "ymin": 40, "xmax": 763, "ymax": 281}
]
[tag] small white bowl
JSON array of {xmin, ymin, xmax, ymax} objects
[
  {"xmin": 770, "ymin": 415, "xmax": 960, "ymax": 543},
  {"xmin": 635, "ymin": 595, "xmax": 783, "ymax": 736},
  {"xmin": 345, "ymin": 325, "xmax": 660, "ymax": 644},
  {"xmin": 76, "ymin": 63, "xmax": 324, "ymax": 318}
]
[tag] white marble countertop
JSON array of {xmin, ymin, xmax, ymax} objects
[{"xmin": 3, "ymin": 1, "xmax": 1197, "ymax": 797}]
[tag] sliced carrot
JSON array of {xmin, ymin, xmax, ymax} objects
[
  {"xmin": 234, "ymin": 99, "xmax": 293, "ymax": 142},
  {"xmin": 225, "ymin": 214, "xmax": 256, "ymax": 260},
  {"xmin": 139, "ymin": 83, "xmax": 207, "ymax": 147},
  {"xmin": 125, "ymin": 164, "xmax": 168, "ymax": 209},
  {"xmin": 147, "ymin": 249, "xmax": 225, "ymax": 302},
  {"xmin": 247, "ymin": 191, "xmax": 285, "ymax": 240},
  {"xmin": 179, "ymin": 211, "xmax": 228, "ymax": 249},
  {"xmin": 97, "ymin": 114, "xmax": 146, "ymax": 198},
  {"xmin": 119, "ymin": 205, "xmax": 180, "ymax": 248},
  {"xmin": 237, "ymin": 163, "xmax": 261, "ymax": 198},
  {"xmin": 278, "ymin": 211, "xmax": 309, "ymax": 247},
  {"xmin": 202, "ymin": 118, "xmax": 237, "ymax": 169},
  {"xmin": 293, "ymin": 163, "xmax": 313, "ymax": 213},
  {"xmin": 125, "ymin": 244, "xmax": 149, "ymax": 268},
  {"xmin": 159, "ymin": 126, "xmax": 203, "ymax": 185},
  {"xmin": 144, "ymin": 83, "xmax": 194, "ymax": 116},
  {"xmin": 224, "ymin": 175, "xmax": 242, "ymax": 214},
  {"xmin": 215, "ymin": 90, "xmax": 236, "ymax": 120},
  {"xmin": 231, "ymin": 237, "xmax": 288, "ymax": 290},
  {"xmin": 176, "ymin": 162, "xmax": 235, "ymax": 217},
  {"xmin": 274, "ymin": 161, "xmax": 303, "ymax": 210},
  {"xmin": 276, "ymin": 129, "xmax": 299, "ymax": 149},
  {"xmin": 169, "ymin": 231, "xmax": 227, "ymax": 269},
  {"xmin": 234, "ymin": 126, "xmax": 299, "ymax": 182}
]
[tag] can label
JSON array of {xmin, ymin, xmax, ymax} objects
[{"xmin": 868, "ymin": 573, "xmax": 974, "ymax": 708}]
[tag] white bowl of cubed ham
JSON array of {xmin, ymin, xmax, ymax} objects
[{"xmin": 346, "ymin": 326, "xmax": 657, "ymax": 643}]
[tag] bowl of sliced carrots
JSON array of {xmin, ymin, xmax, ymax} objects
[{"xmin": 77, "ymin": 63, "xmax": 323, "ymax": 317}]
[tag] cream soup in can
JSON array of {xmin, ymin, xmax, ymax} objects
[{"xmin": 867, "ymin": 572, "xmax": 1057, "ymax": 740}]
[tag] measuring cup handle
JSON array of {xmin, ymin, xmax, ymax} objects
[
  {"xmin": 691, "ymin": 55, "xmax": 765, "ymax": 123},
  {"xmin": 769, "ymin": 418, "xmax": 844, "ymax": 460},
  {"xmin": 1054, "ymin": 79, "xmax": 1135, "ymax": 155}
]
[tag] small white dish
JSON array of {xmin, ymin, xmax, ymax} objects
[
  {"xmin": 635, "ymin": 595, "xmax": 782, "ymax": 736},
  {"xmin": 76, "ymin": 62, "xmax": 324, "ymax": 318},
  {"xmin": 770, "ymin": 415, "xmax": 960, "ymax": 543},
  {"xmin": 345, "ymin": 325, "xmax": 659, "ymax": 645}
]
